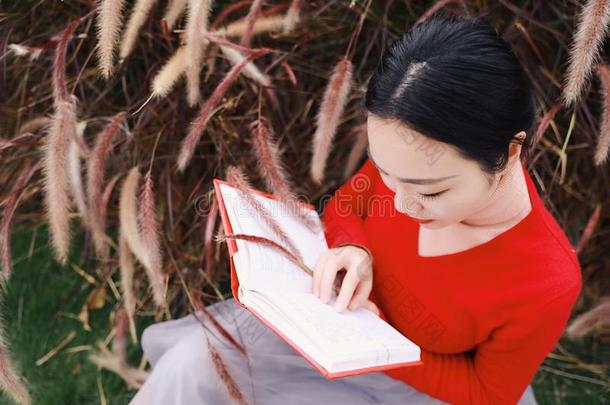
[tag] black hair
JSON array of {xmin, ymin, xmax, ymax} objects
[{"xmin": 364, "ymin": 12, "xmax": 536, "ymax": 174}]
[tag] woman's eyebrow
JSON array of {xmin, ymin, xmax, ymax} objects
[{"xmin": 366, "ymin": 145, "xmax": 456, "ymax": 185}]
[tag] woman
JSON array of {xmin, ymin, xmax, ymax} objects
[{"xmin": 131, "ymin": 14, "xmax": 579, "ymax": 405}]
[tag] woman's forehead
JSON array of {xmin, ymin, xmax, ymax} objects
[{"xmin": 366, "ymin": 115, "xmax": 476, "ymax": 178}]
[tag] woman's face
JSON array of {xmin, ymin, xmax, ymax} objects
[{"xmin": 366, "ymin": 113, "xmax": 510, "ymax": 229}]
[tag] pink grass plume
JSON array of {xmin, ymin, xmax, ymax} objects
[
  {"xmin": 310, "ymin": 56, "xmax": 353, "ymax": 184},
  {"xmin": 593, "ymin": 63, "xmax": 610, "ymax": 165},
  {"xmin": 562, "ymin": 0, "xmax": 610, "ymax": 107},
  {"xmin": 87, "ymin": 112, "xmax": 127, "ymax": 259},
  {"xmin": 1, "ymin": 162, "xmax": 39, "ymax": 286},
  {"xmin": 95, "ymin": 0, "xmax": 126, "ymax": 79},
  {"xmin": 138, "ymin": 171, "xmax": 166, "ymax": 308},
  {"xmin": 249, "ymin": 118, "xmax": 320, "ymax": 233},
  {"xmin": 225, "ymin": 165, "xmax": 304, "ymax": 263},
  {"xmin": 176, "ymin": 47, "xmax": 271, "ymax": 172},
  {"xmin": 185, "ymin": 0, "xmax": 213, "ymax": 106}
]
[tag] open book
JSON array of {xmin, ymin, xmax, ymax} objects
[{"xmin": 212, "ymin": 178, "xmax": 423, "ymax": 379}]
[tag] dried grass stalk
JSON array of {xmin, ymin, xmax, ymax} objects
[
  {"xmin": 95, "ymin": 0, "xmax": 126, "ymax": 78},
  {"xmin": 43, "ymin": 100, "xmax": 77, "ymax": 264},
  {"xmin": 282, "ymin": 0, "xmax": 303, "ymax": 34},
  {"xmin": 216, "ymin": 232, "xmax": 311, "ymax": 276},
  {"xmin": 0, "ymin": 134, "xmax": 36, "ymax": 154},
  {"xmin": 566, "ymin": 297, "xmax": 610, "ymax": 338},
  {"xmin": 226, "ymin": 166, "xmax": 303, "ymax": 263},
  {"xmin": 204, "ymin": 198, "xmax": 219, "ymax": 280},
  {"xmin": 1, "ymin": 162, "xmax": 38, "ymax": 285},
  {"xmin": 218, "ymin": 45, "xmax": 271, "ymax": 87},
  {"xmin": 8, "ymin": 43, "xmax": 42, "ymax": 60},
  {"xmin": 209, "ymin": 0, "xmax": 251, "ymax": 31},
  {"xmin": 53, "ymin": 19, "xmax": 81, "ymax": 105},
  {"xmin": 68, "ymin": 122, "xmax": 88, "ymax": 225},
  {"xmin": 100, "ymin": 174, "xmax": 121, "ymax": 240},
  {"xmin": 415, "ymin": 0, "xmax": 464, "ymax": 26},
  {"xmin": 119, "ymin": 167, "xmax": 150, "ymax": 269},
  {"xmin": 119, "ymin": 0, "xmax": 158, "ymax": 62},
  {"xmin": 177, "ymin": 48, "xmax": 270, "ymax": 172},
  {"xmin": 217, "ymin": 233, "xmax": 346, "ymax": 297},
  {"xmin": 214, "ymin": 14, "xmax": 285, "ymax": 38},
  {"xmin": 16, "ymin": 117, "xmax": 51, "ymax": 136},
  {"xmin": 594, "ymin": 63, "xmax": 610, "ymax": 165},
  {"xmin": 575, "ymin": 205, "xmax": 601, "ymax": 254},
  {"xmin": 118, "ymin": 233, "xmax": 138, "ymax": 343},
  {"xmin": 138, "ymin": 171, "xmax": 166, "ymax": 307},
  {"xmin": 191, "ymin": 291, "xmax": 246, "ymax": 356},
  {"xmin": 87, "ymin": 112, "xmax": 127, "ymax": 258},
  {"xmin": 162, "ymin": 0, "xmax": 188, "ymax": 30},
  {"xmin": 206, "ymin": 337, "xmax": 249, "ymax": 405},
  {"xmin": 562, "ymin": 0, "xmax": 610, "ymax": 107},
  {"xmin": 112, "ymin": 307, "xmax": 128, "ymax": 367},
  {"xmin": 531, "ymin": 100, "xmax": 562, "ymax": 151},
  {"xmin": 343, "ymin": 124, "xmax": 368, "ymax": 179},
  {"xmin": 310, "ymin": 56, "xmax": 353, "ymax": 184},
  {"xmin": 185, "ymin": 0, "xmax": 213, "ymax": 106},
  {"xmin": 239, "ymin": 0, "xmax": 263, "ymax": 47},
  {"xmin": 89, "ymin": 342, "xmax": 149, "ymax": 389}
]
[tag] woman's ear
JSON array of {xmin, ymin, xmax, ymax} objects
[
  {"xmin": 495, "ymin": 131, "xmax": 526, "ymax": 180},
  {"xmin": 507, "ymin": 130, "xmax": 526, "ymax": 165}
]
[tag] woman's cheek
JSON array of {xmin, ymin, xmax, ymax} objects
[{"xmin": 445, "ymin": 191, "xmax": 483, "ymax": 222}]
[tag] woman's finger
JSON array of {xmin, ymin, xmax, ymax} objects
[
  {"xmin": 347, "ymin": 281, "xmax": 371, "ymax": 311},
  {"xmin": 319, "ymin": 256, "xmax": 343, "ymax": 304},
  {"xmin": 333, "ymin": 267, "xmax": 361, "ymax": 312},
  {"xmin": 362, "ymin": 299, "xmax": 380, "ymax": 316},
  {"xmin": 312, "ymin": 252, "xmax": 329, "ymax": 297}
]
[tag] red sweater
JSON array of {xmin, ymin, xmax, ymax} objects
[{"xmin": 321, "ymin": 158, "xmax": 582, "ymax": 405}]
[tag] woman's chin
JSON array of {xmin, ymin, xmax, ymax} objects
[{"xmin": 418, "ymin": 219, "xmax": 450, "ymax": 229}]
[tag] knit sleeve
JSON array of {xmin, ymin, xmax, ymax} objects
[
  {"xmin": 390, "ymin": 284, "xmax": 582, "ymax": 405},
  {"xmin": 321, "ymin": 158, "xmax": 378, "ymax": 260}
]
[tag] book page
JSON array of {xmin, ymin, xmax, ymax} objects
[
  {"xmin": 245, "ymin": 289, "xmax": 421, "ymax": 372},
  {"xmin": 219, "ymin": 183, "xmax": 328, "ymax": 293}
]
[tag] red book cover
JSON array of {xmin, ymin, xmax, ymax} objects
[{"xmin": 212, "ymin": 178, "xmax": 423, "ymax": 379}]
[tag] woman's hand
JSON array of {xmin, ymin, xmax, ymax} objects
[{"xmin": 312, "ymin": 245, "xmax": 378, "ymax": 314}]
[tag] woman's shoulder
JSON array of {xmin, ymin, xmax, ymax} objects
[
  {"xmin": 491, "ymin": 167, "xmax": 582, "ymax": 301},
  {"xmin": 519, "ymin": 167, "xmax": 580, "ymax": 271}
]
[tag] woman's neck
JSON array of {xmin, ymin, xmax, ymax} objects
[
  {"xmin": 418, "ymin": 161, "xmax": 532, "ymax": 257},
  {"xmin": 460, "ymin": 161, "xmax": 532, "ymax": 229}
]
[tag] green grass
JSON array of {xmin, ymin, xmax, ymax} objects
[
  {"xmin": 0, "ymin": 225, "xmax": 150, "ymax": 404},
  {"xmin": 532, "ymin": 333, "xmax": 610, "ymax": 404},
  {"xmin": 0, "ymin": 225, "xmax": 607, "ymax": 404}
]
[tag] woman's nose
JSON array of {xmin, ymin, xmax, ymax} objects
[{"xmin": 394, "ymin": 189, "xmax": 423, "ymax": 215}]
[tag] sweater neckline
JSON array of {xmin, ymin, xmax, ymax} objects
[{"xmin": 413, "ymin": 163, "xmax": 542, "ymax": 260}]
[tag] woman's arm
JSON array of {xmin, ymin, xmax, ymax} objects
[
  {"xmin": 320, "ymin": 158, "xmax": 392, "ymax": 317},
  {"xmin": 388, "ymin": 284, "xmax": 582, "ymax": 405},
  {"xmin": 321, "ymin": 158, "xmax": 378, "ymax": 262}
]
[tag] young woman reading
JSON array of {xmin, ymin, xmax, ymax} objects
[{"xmin": 130, "ymin": 14, "xmax": 579, "ymax": 405}]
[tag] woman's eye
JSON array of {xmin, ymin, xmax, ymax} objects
[{"xmin": 418, "ymin": 189, "xmax": 448, "ymax": 200}]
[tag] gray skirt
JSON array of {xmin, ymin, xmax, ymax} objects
[{"xmin": 129, "ymin": 297, "xmax": 538, "ymax": 405}]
